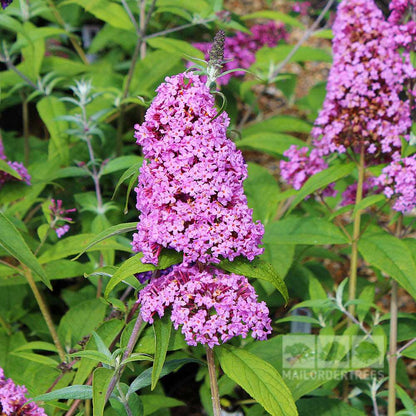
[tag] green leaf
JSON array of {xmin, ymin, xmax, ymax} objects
[
  {"xmin": 11, "ymin": 27, "xmax": 67, "ymax": 52},
  {"xmin": 42, "ymin": 56, "xmax": 88, "ymax": 77},
  {"xmin": 245, "ymin": 163, "xmax": 280, "ymax": 225},
  {"xmin": 104, "ymin": 254, "xmax": 153, "ymax": 298},
  {"xmin": 263, "ymin": 243, "xmax": 295, "ymax": 280},
  {"xmin": 127, "ymin": 358, "xmax": 202, "ymax": 398},
  {"xmin": 237, "ymin": 133, "xmax": 305, "ymax": 158},
  {"xmin": 275, "ymin": 315, "xmax": 320, "ymax": 325},
  {"xmin": 217, "ymin": 346, "xmax": 298, "ymax": 416},
  {"xmin": 254, "ymin": 46, "xmax": 331, "ymax": 77},
  {"xmin": 141, "ymin": 395, "xmax": 185, "ymax": 415},
  {"xmin": 0, "ymin": 159, "xmax": 22, "ymax": 180},
  {"xmin": 358, "ymin": 229, "xmax": 416, "ymax": 300},
  {"xmin": 10, "ymin": 351, "xmax": 58, "ymax": 368},
  {"xmin": 73, "ymin": 223, "xmax": 138, "ymax": 260},
  {"xmin": 156, "ymin": 0, "xmax": 210, "ymax": 14},
  {"xmin": 101, "ymin": 156, "xmax": 143, "ymax": 175},
  {"xmin": 33, "ymin": 385, "xmax": 93, "ymax": 402},
  {"xmin": 0, "ymin": 14, "xmax": 25, "ymax": 34},
  {"xmin": 38, "ymin": 233, "xmax": 131, "ymax": 264},
  {"xmin": 112, "ymin": 162, "xmax": 141, "ymax": 198},
  {"xmin": 36, "ymin": 96, "xmax": 69, "ymax": 164},
  {"xmin": 151, "ymin": 315, "xmax": 172, "ymax": 390},
  {"xmin": 264, "ymin": 216, "xmax": 348, "ymax": 245},
  {"xmin": 73, "ymin": 320, "xmax": 124, "ymax": 386},
  {"xmin": 352, "ymin": 194, "xmax": 386, "ymax": 217},
  {"xmin": 19, "ymin": 22, "xmax": 45, "ymax": 80},
  {"xmin": 288, "ymin": 163, "xmax": 355, "ymax": 213},
  {"xmin": 0, "ymin": 213, "xmax": 50, "ymax": 288},
  {"xmin": 104, "ymin": 250, "xmax": 182, "ymax": 298},
  {"xmin": 93, "ymin": 367, "xmax": 114, "ymax": 416},
  {"xmin": 147, "ymin": 37, "xmax": 204, "ymax": 60},
  {"xmin": 356, "ymin": 285, "xmax": 375, "ymax": 322},
  {"xmin": 396, "ymin": 328, "xmax": 416, "ymax": 352},
  {"xmin": 243, "ymin": 10, "xmax": 305, "ymax": 28},
  {"xmin": 53, "ymin": 167, "xmax": 89, "ymax": 179},
  {"xmin": 92, "ymin": 331, "xmax": 113, "ymax": 359},
  {"xmin": 58, "ymin": 299, "xmax": 107, "ymax": 346},
  {"xmin": 218, "ymin": 257, "xmax": 288, "ymax": 303},
  {"xmin": 297, "ymin": 398, "xmax": 366, "ymax": 416},
  {"xmin": 122, "ymin": 353, "xmax": 153, "ymax": 365},
  {"xmin": 129, "ymin": 51, "xmax": 182, "ymax": 97},
  {"xmin": 63, "ymin": 0, "xmax": 135, "ymax": 31},
  {"xmin": 242, "ymin": 115, "xmax": 312, "ymax": 136},
  {"xmin": 69, "ymin": 350, "xmax": 114, "ymax": 366},
  {"xmin": 13, "ymin": 341, "xmax": 57, "ymax": 353},
  {"xmin": 313, "ymin": 29, "xmax": 334, "ymax": 39},
  {"xmin": 396, "ymin": 384, "xmax": 416, "ymax": 413}
]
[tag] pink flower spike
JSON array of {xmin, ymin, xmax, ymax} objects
[
  {"xmin": 138, "ymin": 264, "xmax": 272, "ymax": 347},
  {"xmin": 132, "ymin": 72, "xmax": 264, "ymax": 265}
]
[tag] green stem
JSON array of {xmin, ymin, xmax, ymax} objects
[
  {"xmin": 105, "ymin": 313, "xmax": 144, "ymax": 402},
  {"xmin": 206, "ymin": 346, "xmax": 221, "ymax": 416},
  {"xmin": 348, "ymin": 145, "xmax": 365, "ymax": 317},
  {"xmin": 22, "ymin": 93, "xmax": 30, "ymax": 165},
  {"xmin": 387, "ymin": 279, "xmax": 398, "ymax": 416},
  {"xmin": 23, "ymin": 267, "xmax": 66, "ymax": 362},
  {"xmin": 0, "ymin": 314, "xmax": 12, "ymax": 336},
  {"xmin": 116, "ymin": 383, "xmax": 133, "ymax": 416},
  {"xmin": 388, "ymin": 217, "xmax": 402, "ymax": 416}
]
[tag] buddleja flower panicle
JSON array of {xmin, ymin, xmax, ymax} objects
[
  {"xmin": 280, "ymin": 0, "xmax": 416, "ymax": 212},
  {"xmin": 132, "ymin": 72, "xmax": 264, "ymax": 265},
  {"xmin": 311, "ymin": 0, "xmax": 413, "ymax": 157},
  {"xmin": 138, "ymin": 264, "xmax": 272, "ymax": 348}
]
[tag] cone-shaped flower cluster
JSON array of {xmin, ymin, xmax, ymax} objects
[
  {"xmin": 192, "ymin": 22, "xmax": 287, "ymax": 85},
  {"xmin": 133, "ymin": 69, "xmax": 270, "ymax": 347},
  {"xmin": 0, "ymin": 368, "xmax": 46, "ymax": 416},
  {"xmin": 0, "ymin": 139, "xmax": 31, "ymax": 189},
  {"xmin": 133, "ymin": 72, "xmax": 264, "ymax": 266},
  {"xmin": 280, "ymin": 0, "xmax": 416, "ymax": 212},
  {"xmin": 312, "ymin": 0, "xmax": 412, "ymax": 157},
  {"xmin": 139, "ymin": 264, "xmax": 272, "ymax": 348}
]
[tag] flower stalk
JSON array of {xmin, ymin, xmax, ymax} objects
[
  {"xmin": 105, "ymin": 313, "xmax": 144, "ymax": 403},
  {"xmin": 206, "ymin": 346, "xmax": 221, "ymax": 416},
  {"xmin": 348, "ymin": 145, "xmax": 365, "ymax": 316},
  {"xmin": 387, "ymin": 279, "xmax": 398, "ymax": 416},
  {"xmin": 23, "ymin": 267, "xmax": 66, "ymax": 362},
  {"xmin": 388, "ymin": 216, "xmax": 402, "ymax": 416}
]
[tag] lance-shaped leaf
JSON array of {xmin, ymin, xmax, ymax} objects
[
  {"xmin": 0, "ymin": 213, "xmax": 50, "ymax": 288},
  {"xmin": 0, "ymin": 159, "xmax": 22, "ymax": 180},
  {"xmin": 288, "ymin": 163, "xmax": 355, "ymax": 213},
  {"xmin": 216, "ymin": 346, "xmax": 298, "ymax": 416},
  {"xmin": 218, "ymin": 257, "xmax": 288, "ymax": 303},
  {"xmin": 104, "ymin": 250, "xmax": 182, "ymax": 298},
  {"xmin": 358, "ymin": 229, "xmax": 416, "ymax": 300},
  {"xmin": 93, "ymin": 367, "xmax": 114, "ymax": 416},
  {"xmin": 73, "ymin": 222, "xmax": 138, "ymax": 260},
  {"xmin": 151, "ymin": 315, "xmax": 172, "ymax": 390},
  {"xmin": 264, "ymin": 216, "xmax": 348, "ymax": 245}
]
